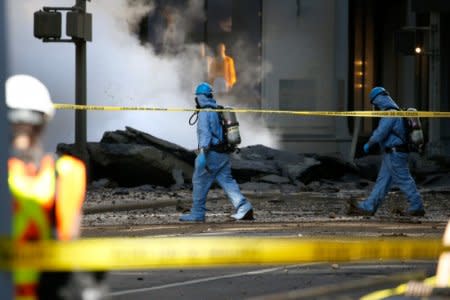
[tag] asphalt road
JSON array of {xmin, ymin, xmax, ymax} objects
[
  {"xmin": 82, "ymin": 220, "xmax": 447, "ymax": 238},
  {"xmin": 106, "ymin": 261, "xmax": 437, "ymax": 299},
  {"xmin": 81, "ymin": 221, "xmax": 447, "ymax": 299},
  {"xmin": 81, "ymin": 190, "xmax": 449, "ymax": 299}
]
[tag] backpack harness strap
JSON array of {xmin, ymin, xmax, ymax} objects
[
  {"xmin": 190, "ymin": 105, "xmax": 228, "ymax": 152},
  {"xmin": 386, "ymin": 108, "xmax": 409, "ymax": 147}
]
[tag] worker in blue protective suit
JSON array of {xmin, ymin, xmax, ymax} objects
[
  {"xmin": 348, "ymin": 87, "xmax": 425, "ymax": 217},
  {"xmin": 180, "ymin": 82, "xmax": 254, "ymax": 222}
]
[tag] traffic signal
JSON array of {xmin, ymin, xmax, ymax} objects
[
  {"xmin": 66, "ymin": 12, "xmax": 92, "ymax": 41},
  {"xmin": 34, "ymin": 10, "xmax": 62, "ymax": 39}
]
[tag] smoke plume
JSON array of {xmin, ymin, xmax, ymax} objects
[{"xmin": 6, "ymin": 0, "xmax": 279, "ymax": 151}]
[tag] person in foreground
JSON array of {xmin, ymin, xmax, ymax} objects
[
  {"xmin": 6, "ymin": 74, "xmax": 107, "ymax": 299},
  {"xmin": 348, "ymin": 86, "xmax": 425, "ymax": 217},
  {"xmin": 180, "ymin": 82, "xmax": 254, "ymax": 222}
]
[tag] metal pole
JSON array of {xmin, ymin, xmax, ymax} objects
[
  {"xmin": 75, "ymin": 0, "xmax": 88, "ymax": 163},
  {"xmin": 428, "ymin": 12, "xmax": 441, "ymax": 155},
  {"xmin": 0, "ymin": 0, "xmax": 13, "ymax": 297},
  {"xmin": 349, "ymin": 117, "xmax": 361, "ymax": 161}
]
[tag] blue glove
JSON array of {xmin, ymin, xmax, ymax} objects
[
  {"xmin": 195, "ymin": 150, "xmax": 207, "ymax": 170},
  {"xmin": 363, "ymin": 143, "xmax": 370, "ymax": 154}
]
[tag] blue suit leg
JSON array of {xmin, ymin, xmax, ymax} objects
[
  {"xmin": 359, "ymin": 154, "xmax": 393, "ymax": 212},
  {"xmin": 215, "ymin": 158, "xmax": 253, "ymax": 220},
  {"xmin": 180, "ymin": 166, "xmax": 215, "ymax": 221},
  {"xmin": 390, "ymin": 153, "xmax": 424, "ymax": 212}
]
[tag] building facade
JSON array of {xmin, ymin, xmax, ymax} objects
[{"xmin": 142, "ymin": 0, "xmax": 450, "ymax": 157}]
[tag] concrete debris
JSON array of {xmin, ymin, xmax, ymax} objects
[
  {"xmin": 255, "ymin": 174, "xmax": 291, "ymax": 184},
  {"xmin": 57, "ymin": 127, "xmax": 450, "ymax": 192},
  {"xmin": 229, "ymin": 157, "xmax": 280, "ymax": 180},
  {"xmin": 102, "ymin": 126, "xmax": 196, "ymax": 164},
  {"xmin": 90, "ymin": 178, "xmax": 116, "ymax": 190},
  {"xmin": 239, "ymin": 182, "xmax": 280, "ymax": 192}
]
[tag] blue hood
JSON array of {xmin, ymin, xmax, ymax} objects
[
  {"xmin": 372, "ymin": 94, "xmax": 400, "ymax": 111},
  {"xmin": 196, "ymin": 94, "xmax": 218, "ymax": 108},
  {"xmin": 367, "ymin": 94, "xmax": 406, "ymax": 149},
  {"xmin": 195, "ymin": 94, "xmax": 223, "ymax": 149}
]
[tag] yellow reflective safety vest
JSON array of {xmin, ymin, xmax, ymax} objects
[{"xmin": 8, "ymin": 154, "xmax": 86, "ymax": 300}]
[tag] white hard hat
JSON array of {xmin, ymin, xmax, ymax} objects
[{"xmin": 6, "ymin": 74, "xmax": 55, "ymax": 124}]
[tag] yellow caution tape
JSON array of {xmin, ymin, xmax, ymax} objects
[
  {"xmin": 54, "ymin": 103, "xmax": 450, "ymax": 118},
  {"xmin": 0, "ymin": 237, "xmax": 443, "ymax": 271},
  {"xmin": 361, "ymin": 276, "xmax": 436, "ymax": 300}
]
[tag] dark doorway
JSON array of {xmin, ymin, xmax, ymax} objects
[
  {"xmin": 348, "ymin": 0, "xmax": 410, "ymax": 135},
  {"xmin": 440, "ymin": 12, "xmax": 450, "ymax": 144}
]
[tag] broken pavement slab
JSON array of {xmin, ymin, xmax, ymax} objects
[{"xmin": 58, "ymin": 127, "xmax": 450, "ymax": 192}]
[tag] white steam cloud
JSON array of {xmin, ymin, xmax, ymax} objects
[{"xmin": 6, "ymin": 0, "xmax": 278, "ymax": 151}]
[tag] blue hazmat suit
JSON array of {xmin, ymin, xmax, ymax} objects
[
  {"xmin": 179, "ymin": 94, "xmax": 253, "ymax": 221},
  {"xmin": 357, "ymin": 94, "xmax": 424, "ymax": 214}
]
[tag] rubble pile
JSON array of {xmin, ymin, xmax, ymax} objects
[{"xmin": 58, "ymin": 127, "xmax": 450, "ymax": 192}]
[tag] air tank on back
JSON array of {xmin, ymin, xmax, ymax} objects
[{"xmin": 221, "ymin": 108, "xmax": 241, "ymax": 146}]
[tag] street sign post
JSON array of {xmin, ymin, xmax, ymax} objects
[
  {"xmin": 34, "ymin": 0, "xmax": 92, "ymax": 163},
  {"xmin": 0, "ymin": 0, "xmax": 13, "ymax": 298}
]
